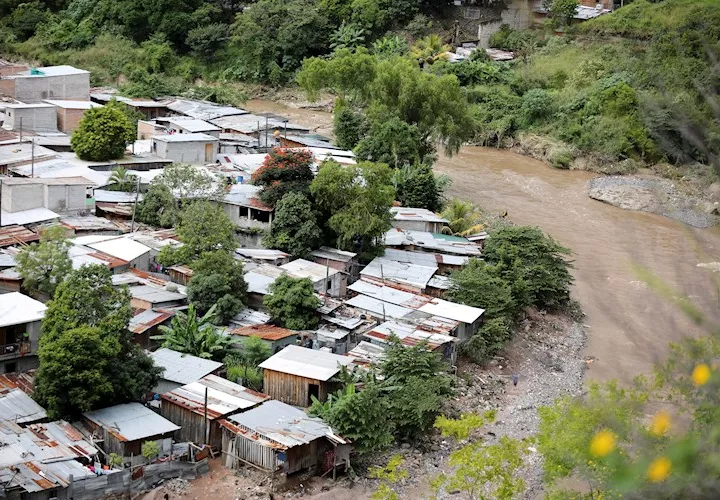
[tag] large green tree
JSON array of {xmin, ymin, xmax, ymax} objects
[
  {"xmin": 446, "ymin": 259, "xmax": 517, "ymax": 321},
  {"xmin": 134, "ymin": 182, "xmax": 176, "ymax": 228},
  {"xmin": 229, "ymin": 0, "xmax": 331, "ymax": 83},
  {"xmin": 484, "ymin": 226, "xmax": 574, "ymax": 309},
  {"xmin": 263, "ymin": 192, "xmax": 322, "ymax": 259},
  {"xmin": 187, "ymin": 250, "xmax": 247, "ymax": 324},
  {"xmin": 15, "ymin": 225, "xmax": 71, "ymax": 298},
  {"xmin": 263, "ymin": 275, "xmax": 321, "ymax": 330},
  {"xmin": 393, "ymin": 162, "xmax": 444, "ymax": 212},
  {"xmin": 34, "ymin": 265, "xmax": 161, "ymax": 418},
  {"xmin": 158, "ymin": 200, "xmax": 237, "ymax": 265},
  {"xmin": 354, "ymin": 117, "xmax": 428, "ymax": 167},
  {"xmin": 310, "ymin": 160, "xmax": 395, "ymax": 258},
  {"xmin": 70, "ymin": 100, "xmax": 135, "ymax": 161}
]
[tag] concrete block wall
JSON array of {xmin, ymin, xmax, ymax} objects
[
  {"xmin": 45, "ymin": 184, "xmax": 88, "ymax": 212},
  {"xmin": 4, "ymin": 106, "xmax": 58, "ymax": 132},
  {"xmin": 478, "ymin": 0, "xmax": 534, "ymax": 48},
  {"xmin": 1, "ymin": 183, "xmax": 44, "ymax": 212},
  {"xmin": 12, "ymin": 73, "xmax": 90, "ymax": 103},
  {"xmin": 57, "ymin": 108, "xmax": 86, "ymax": 133}
]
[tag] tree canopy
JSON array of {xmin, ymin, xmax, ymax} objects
[
  {"xmin": 264, "ymin": 274, "xmax": 321, "ymax": 330},
  {"xmin": 34, "ymin": 265, "xmax": 160, "ymax": 418},
  {"xmin": 310, "ymin": 160, "xmax": 395, "ymax": 258},
  {"xmin": 70, "ymin": 100, "xmax": 135, "ymax": 161},
  {"xmin": 15, "ymin": 225, "xmax": 71, "ymax": 298},
  {"xmin": 187, "ymin": 250, "xmax": 247, "ymax": 324},
  {"xmin": 263, "ymin": 192, "xmax": 322, "ymax": 258}
]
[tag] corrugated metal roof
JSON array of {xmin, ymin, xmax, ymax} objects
[
  {"xmin": 229, "ymin": 324, "xmax": 298, "ymax": 341},
  {"xmin": 157, "ymin": 117, "xmax": 221, "ymax": 132},
  {"xmin": 0, "ymin": 251, "xmax": 16, "ymax": 267},
  {"xmin": 151, "ymin": 348, "xmax": 223, "ymax": 386},
  {"xmin": 427, "ymin": 275, "xmax": 451, "ymax": 290},
  {"xmin": 418, "ymin": 299, "xmax": 484, "ymax": 324},
  {"xmin": 316, "ymin": 324, "xmax": 350, "ymax": 341},
  {"xmin": 60, "ymin": 215, "xmax": 124, "ymax": 232},
  {"xmin": 0, "ymin": 207, "xmax": 59, "ymax": 227},
  {"xmin": 384, "ymin": 228, "xmax": 482, "ymax": 256},
  {"xmin": 259, "ymin": 345, "xmax": 353, "ymax": 381},
  {"xmin": 230, "ymin": 308, "xmax": 271, "ymax": 328},
  {"xmin": 210, "ymin": 114, "xmax": 309, "ymax": 134},
  {"xmin": 236, "ymin": 248, "xmax": 289, "ymax": 261},
  {"xmin": 383, "ymin": 248, "xmax": 468, "ymax": 267},
  {"xmin": 166, "ymin": 99, "xmax": 247, "ymax": 121},
  {"xmin": 346, "ymin": 341, "xmax": 386, "ymax": 366},
  {"xmin": 360, "ymin": 257, "xmax": 437, "ymax": 290},
  {"xmin": 310, "ymin": 246, "xmax": 357, "ymax": 263},
  {"xmin": 128, "ymin": 285, "xmax": 186, "ymax": 304},
  {"xmin": 83, "ymin": 403, "xmax": 180, "ymax": 442},
  {"xmin": 9, "ymin": 159, "xmax": 112, "ymax": 187},
  {"xmin": 0, "ymin": 292, "xmax": 46, "ymax": 327},
  {"xmin": 161, "ymin": 375, "xmax": 269, "ymax": 419},
  {"xmin": 0, "ymin": 388, "xmax": 46, "ymax": 424},
  {"xmin": 344, "ymin": 294, "xmax": 414, "ymax": 321},
  {"xmin": 85, "ymin": 236, "xmax": 151, "ymax": 262},
  {"xmin": 390, "ymin": 207, "xmax": 448, "ymax": 224},
  {"xmin": 365, "ymin": 320, "xmax": 456, "ymax": 351},
  {"xmin": 93, "ymin": 190, "xmax": 143, "ymax": 203},
  {"xmin": 152, "ymin": 133, "xmax": 219, "ymax": 143},
  {"xmin": 348, "ymin": 278, "xmax": 431, "ymax": 309},
  {"xmin": 0, "ymin": 225, "xmax": 38, "ymax": 247},
  {"xmin": 222, "ymin": 183, "xmax": 271, "ymax": 211},
  {"xmin": 280, "ymin": 259, "xmax": 338, "ymax": 281},
  {"xmin": 0, "ymin": 372, "xmax": 36, "ymax": 393},
  {"xmin": 0, "ymin": 419, "xmax": 99, "ymax": 469},
  {"xmin": 44, "ymin": 100, "xmax": 101, "ymax": 110},
  {"xmin": 129, "ymin": 309, "xmax": 174, "ymax": 334},
  {"xmin": 227, "ymin": 400, "xmax": 347, "ymax": 449},
  {"xmin": 15, "ymin": 65, "xmax": 88, "ymax": 76}
]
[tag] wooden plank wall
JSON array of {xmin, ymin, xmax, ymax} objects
[{"xmin": 262, "ymin": 370, "xmax": 329, "ymax": 407}]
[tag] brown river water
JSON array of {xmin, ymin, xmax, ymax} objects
[{"xmin": 246, "ymin": 100, "xmax": 720, "ymax": 384}]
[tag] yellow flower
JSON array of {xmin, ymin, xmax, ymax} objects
[
  {"xmin": 692, "ymin": 364, "xmax": 711, "ymax": 386},
  {"xmin": 649, "ymin": 411, "xmax": 671, "ymax": 437},
  {"xmin": 647, "ymin": 456, "xmax": 671, "ymax": 483},
  {"xmin": 590, "ymin": 430, "xmax": 616, "ymax": 458}
]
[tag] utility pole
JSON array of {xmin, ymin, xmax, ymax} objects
[
  {"xmin": 0, "ymin": 178, "xmax": 3, "ymax": 227},
  {"xmin": 30, "ymin": 141, "xmax": 35, "ymax": 178},
  {"xmin": 265, "ymin": 115, "xmax": 269, "ymax": 148},
  {"xmin": 130, "ymin": 176, "xmax": 141, "ymax": 232},
  {"xmin": 203, "ymin": 386, "xmax": 209, "ymax": 445},
  {"xmin": 18, "ymin": 117, "xmax": 22, "ymax": 144}
]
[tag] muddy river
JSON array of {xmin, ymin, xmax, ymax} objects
[{"xmin": 246, "ymin": 100, "xmax": 720, "ymax": 384}]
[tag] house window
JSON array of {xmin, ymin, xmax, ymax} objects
[
  {"xmin": 253, "ymin": 209, "xmax": 271, "ymax": 223},
  {"xmin": 3, "ymin": 362, "xmax": 16, "ymax": 374},
  {"xmin": 239, "ymin": 206, "xmax": 249, "ymax": 217}
]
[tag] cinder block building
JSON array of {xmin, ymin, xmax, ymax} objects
[{"xmin": 0, "ymin": 66, "xmax": 90, "ymax": 103}]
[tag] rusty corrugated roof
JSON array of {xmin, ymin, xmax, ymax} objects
[
  {"xmin": 229, "ymin": 324, "xmax": 298, "ymax": 341},
  {"xmin": 0, "ymin": 225, "xmax": 39, "ymax": 247}
]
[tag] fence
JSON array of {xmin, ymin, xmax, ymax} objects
[{"xmin": 60, "ymin": 458, "xmax": 210, "ymax": 500}]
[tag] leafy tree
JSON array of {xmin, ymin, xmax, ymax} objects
[
  {"xmin": 186, "ymin": 22, "xmax": 230, "ymax": 60},
  {"xmin": 226, "ymin": 362, "xmax": 263, "ymax": 391},
  {"xmin": 263, "ymin": 275, "xmax": 321, "ymax": 330},
  {"xmin": 159, "ymin": 201, "xmax": 237, "ymax": 265},
  {"xmin": 446, "ymin": 259, "xmax": 517, "ymax": 320},
  {"xmin": 237, "ymin": 335, "xmax": 272, "ymax": 368},
  {"xmin": 229, "ymin": 0, "xmax": 330, "ymax": 83},
  {"xmin": 263, "ymin": 192, "xmax": 322, "ymax": 258},
  {"xmin": 440, "ymin": 198, "xmax": 484, "ymax": 236},
  {"xmin": 432, "ymin": 435, "xmax": 528, "ymax": 499},
  {"xmin": 386, "ymin": 376, "xmax": 449, "ymax": 441},
  {"xmin": 187, "ymin": 250, "xmax": 247, "ymax": 324},
  {"xmin": 393, "ymin": 162, "xmax": 443, "ymax": 212},
  {"xmin": 371, "ymin": 34, "xmax": 409, "ymax": 58},
  {"xmin": 134, "ymin": 182, "xmax": 176, "ymax": 228},
  {"xmin": 71, "ymin": 100, "xmax": 134, "ymax": 161},
  {"xmin": 299, "ymin": 55, "xmax": 475, "ymax": 154},
  {"xmin": 310, "ymin": 160, "xmax": 395, "ymax": 258},
  {"xmin": 8, "ymin": 1, "xmax": 47, "ymax": 40},
  {"xmin": 310, "ymin": 383, "xmax": 394, "ymax": 454},
  {"xmin": 381, "ymin": 337, "xmax": 451, "ymax": 387},
  {"xmin": 461, "ymin": 317, "xmax": 512, "ymax": 363},
  {"xmin": 251, "ymin": 149, "xmax": 315, "ymax": 207},
  {"xmin": 152, "ymin": 304, "xmax": 237, "ymax": 360},
  {"xmin": 33, "ymin": 325, "xmax": 121, "ymax": 419},
  {"xmin": 333, "ymin": 104, "xmax": 368, "ymax": 150},
  {"xmin": 227, "ymin": 336, "xmax": 272, "ymax": 388},
  {"xmin": 15, "ymin": 225, "xmax": 71, "ymax": 298},
  {"xmin": 355, "ymin": 117, "xmax": 428, "ymax": 167},
  {"xmin": 543, "ymin": 0, "xmax": 579, "ymax": 28},
  {"xmin": 34, "ymin": 265, "xmax": 161, "ymax": 418},
  {"xmin": 154, "ymin": 163, "xmax": 221, "ymax": 202},
  {"xmin": 484, "ymin": 226, "xmax": 574, "ymax": 309}
]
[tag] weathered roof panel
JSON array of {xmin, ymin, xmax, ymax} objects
[
  {"xmin": 83, "ymin": 403, "xmax": 180, "ymax": 441},
  {"xmin": 258, "ymin": 345, "xmax": 352, "ymax": 381}
]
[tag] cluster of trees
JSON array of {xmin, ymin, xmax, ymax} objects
[
  {"xmin": 311, "ymin": 338, "xmax": 453, "ymax": 453},
  {"xmin": 33, "ymin": 265, "xmax": 162, "ymax": 419},
  {"xmin": 447, "ymin": 226, "xmax": 574, "ymax": 361}
]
